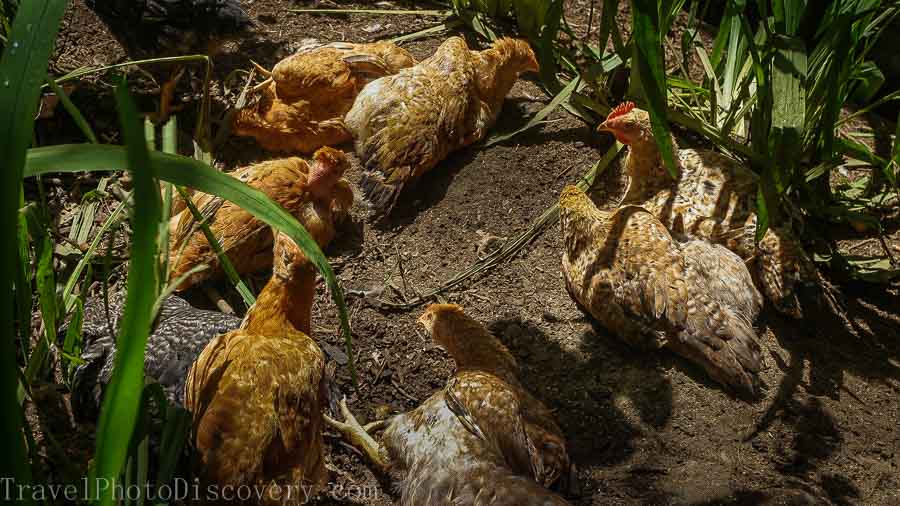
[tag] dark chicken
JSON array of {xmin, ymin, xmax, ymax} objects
[
  {"xmin": 345, "ymin": 37, "xmax": 539, "ymax": 215},
  {"xmin": 85, "ymin": 0, "xmax": 253, "ymax": 120},
  {"xmin": 597, "ymin": 102, "xmax": 818, "ymax": 318},
  {"xmin": 325, "ymin": 304, "xmax": 571, "ymax": 505},
  {"xmin": 559, "ymin": 185, "xmax": 764, "ymax": 398},
  {"xmin": 71, "ymin": 291, "xmax": 240, "ymax": 418}
]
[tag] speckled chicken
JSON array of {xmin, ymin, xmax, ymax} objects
[
  {"xmin": 345, "ymin": 37, "xmax": 539, "ymax": 215},
  {"xmin": 234, "ymin": 40, "xmax": 416, "ymax": 153},
  {"xmin": 85, "ymin": 0, "xmax": 253, "ymax": 120},
  {"xmin": 167, "ymin": 147, "xmax": 354, "ymax": 291},
  {"xmin": 184, "ymin": 223, "xmax": 336, "ymax": 499},
  {"xmin": 325, "ymin": 304, "xmax": 570, "ymax": 505},
  {"xmin": 598, "ymin": 102, "xmax": 817, "ymax": 318},
  {"xmin": 70, "ymin": 291, "xmax": 241, "ymax": 419},
  {"xmin": 559, "ymin": 185, "xmax": 763, "ymax": 398}
]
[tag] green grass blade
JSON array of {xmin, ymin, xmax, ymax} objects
[
  {"xmin": 91, "ymin": 81, "xmax": 162, "ymax": 506},
  {"xmin": 15, "ymin": 190, "xmax": 32, "ymax": 358},
  {"xmin": 25, "ymin": 144, "xmax": 358, "ymax": 387},
  {"xmin": 0, "ymin": 0, "xmax": 68, "ymax": 494},
  {"xmin": 145, "ymin": 383, "xmax": 191, "ymax": 487},
  {"xmin": 769, "ymin": 33, "xmax": 806, "ymax": 194},
  {"xmin": 388, "ymin": 19, "xmax": 462, "ymax": 43},
  {"xmin": 289, "ymin": 8, "xmax": 450, "ymax": 15},
  {"xmin": 177, "ymin": 186, "xmax": 256, "ymax": 308},
  {"xmin": 630, "ymin": 0, "xmax": 678, "ymax": 178},
  {"xmin": 484, "ymin": 76, "xmax": 579, "ymax": 147},
  {"xmin": 46, "ymin": 77, "xmax": 97, "ymax": 143},
  {"xmin": 61, "ymin": 280, "xmax": 87, "ymax": 386},
  {"xmin": 62, "ymin": 196, "xmax": 129, "ymax": 313},
  {"xmin": 54, "ymin": 54, "xmax": 210, "ymax": 86},
  {"xmin": 892, "ymin": 110, "xmax": 900, "ymax": 187},
  {"xmin": 598, "ymin": 0, "xmax": 621, "ymax": 55},
  {"xmin": 24, "ymin": 224, "xmax": 56, "ymax": 385},
  {"xmin": 159, "ymin": 117, "xmax": 176, "ymax": 289}
]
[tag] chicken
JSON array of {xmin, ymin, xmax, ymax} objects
[
  {"xmin": 85, "ymin": 0, "xmax": 253, "ymax": 121},
  {"xmin": 597, "ymin": 102, "xmax": 817, "ymax": 318},
  {"xmin": 69, "ymin": 291, "xmax": 241, "ymax": 420},
  {"xmin": 167, "ymin": 146, "xmax": 354, "ymax": 291},
  {"xmin": 325, "ymin": 304, "xmax": 571, "ymax": 506},
  {"xmin": 559, "ymin": 185, "xmax": 763, "ymax": 398},
  {"xmin": 345, "ymin": 37, "xmax": 539, "ymax": 215},
  {"xmin": 184, "ymin": 225, "xmax": 337, "ymax": 499},
  {"xmin": 234, "ymin": 40, "xmax": 416, "ymax": 153}
]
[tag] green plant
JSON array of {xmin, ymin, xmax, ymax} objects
[
  {"xmin": 4, "ymin": 2, "xmax": 359, "ymax": 503},
  {"xmin": 452, "ymin": 0, "xmax": 900, "ymax": 280}
]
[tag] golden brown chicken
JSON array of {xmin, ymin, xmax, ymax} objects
[
  {"xmin": 597, "ymin": 102, "xmax": 817, "ymax": 318},
  {"xmin": 325, "ymin": 304, "xmax": 570, "ymax": 505},
  {"xmin": 184, "ymin": 225, "xmax": 338, "ymax": 501},
  {"xmin": 167, "ymin": 146, "xmax": 354, "ymax": 291},
  {"xmin": 234, "ymin": 41, "xmax": 416, "ymax": 153},
  {"xmin": 345, "ymin": 37, "xmax": 539, "ymax": 215},
  {"xmin": 559, "ymin": 185, "xmax": 764, "ymax": 398}
]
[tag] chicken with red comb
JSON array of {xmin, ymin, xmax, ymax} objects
[{"xmin": 597, "ymin": 103, "xmax": 820, "ymax": 318}]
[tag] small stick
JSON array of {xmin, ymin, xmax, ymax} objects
[
  {"xmin": 203, "ymin": 285, "xmax": 234, "ymax": 314},
  {"xmin": 249, "ymin": 60, "xmax": 272, "ymax": 77}
]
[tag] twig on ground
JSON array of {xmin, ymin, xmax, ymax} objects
[{"xmin": 203, "ymin": 285, "xmax": 234, "ymax": 314}]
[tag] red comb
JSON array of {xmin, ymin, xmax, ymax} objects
[{"xmin": 606, "ymin": 101, "xmax": 635, "ymax": 121}]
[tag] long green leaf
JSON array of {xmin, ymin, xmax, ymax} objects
[
  {"xmin": 46, "ymin": 77, "xmax": 97, "ymax": 143},
  {"xmin": 289, "ymin": 8, "xmax": 450, "ymax": 15},
  {"xmin": 631, "ymin": 0, "xmax": 678, "ymax": 178},
  {"xmin": 484, "ymin": 76, "xmax": 579, "ymax": 147},
  {"xmin": 92, "ymin": 81, "xmax": 162, "ymax": 506},
  {"xmin": 15, "ymin": 190, "xmax": 32, "ymax": 359},
  {"xmin": 177, "ymin": 186, "xmax": 256, "ymax": 308},
  {"xmin": 0, "ymin": 0, "xmax": 68, "ymax": 495},
  {"xmin": 769, "ymin": 33, "xmax": 806, "ymax": 202},
  {"xmin": 25, "ymin": 144, "xmax": 358, "ymax": 386},
  {"xmin": 24, "ymin": 224, "xmax": 55, "ymax": 384}
]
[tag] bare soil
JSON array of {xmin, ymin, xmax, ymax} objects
[{"xmin": 31, "ymin": 1, "xmax": 900, "ymax": 505}]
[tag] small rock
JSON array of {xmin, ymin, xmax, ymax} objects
[
  {"xmin": 323, "ymin": 343, "xmax": 348, "ymax": 365},
  {"xmin": 374, "ymin": 404, "xmax": 393, "ymax": 420},
  {"xmin": 362, "ymin": 23, "xmax": 384, "ymax": 33},
  {"xmin": 542, "ymin": 311, "xmax": 560, "ymax": 323},
  {"xmin": 475, "ymin": 229, "xmax": 506, "ymax": 259}
]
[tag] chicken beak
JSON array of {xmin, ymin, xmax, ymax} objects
[{"xmin": 597, "ymin": 120, "xmax": 629, "ymax": 144}]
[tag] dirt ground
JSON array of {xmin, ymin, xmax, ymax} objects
[{"xmin": 33, "ymin": 0, "xmax": 900, "ymax": 504}]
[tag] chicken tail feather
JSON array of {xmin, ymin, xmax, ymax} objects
[{"xmin": 360, "ymin": 167, "xmax": 408, "ymax": 215}]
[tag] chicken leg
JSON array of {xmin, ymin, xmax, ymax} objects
[
  {"xmin": 149, "ymin": 66, "xmax": 187, "ymax": 124},
  {"xmin": 323, "ymin": 397, "xmax": 389, "ymax": 469}
]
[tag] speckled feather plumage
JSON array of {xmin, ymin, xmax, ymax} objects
[
  {"xmin": 382, "ymin": 305, "xmax": 570, "ymax": 505},
  {"xmin": 559, "ymin": 186, "xmax": 763, "ymax": 398},
  {"xmin": 71, "ymin": 291, "xmax": 241, "ymax": 418},
  {"xmin": 234, "ymin": 41, "xmax": 415, "ymax": 153},
  {"xmin": 345, "ymin": 37, "xmax": 538, "ymax": 214},
  {"xmin": 606, "ymin": 106, "xmax": 817, "ymax": 317}
]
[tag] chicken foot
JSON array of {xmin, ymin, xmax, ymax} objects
[
  {"xmin": 323, "ymin": 397, "xmax": 389, "ymax": 469},
  {"xmin": 156, "ymin": 66, "xmax": 187, "ymax": 124},
  {"xmin": 250, "ymin": 60, "xmax": 274, "ymax": 94}
]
